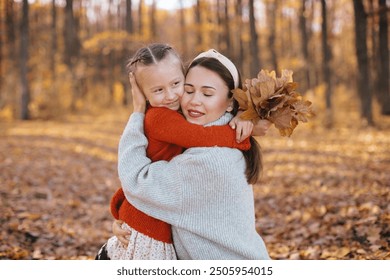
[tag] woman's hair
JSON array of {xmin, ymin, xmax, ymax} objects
[
  {"xmin": 187, "ymin": 57, "xmax": 262, "ymax": 184},
  {"xmin": 126, "ymin": 43, "xmax": 184, "ymax": 74}
]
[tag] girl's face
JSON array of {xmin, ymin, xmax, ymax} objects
[
  {"xmin": 136, "ymin": 53, "xmax": 184, "ymax": 111},
  {"xmin": 181, "ymin": 65, "xmax": 233, "ymax": 125}
]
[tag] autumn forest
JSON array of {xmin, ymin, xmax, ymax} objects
[{"xmin": 0, "ymin": 0, "xmax": 389, "ymax": 260}]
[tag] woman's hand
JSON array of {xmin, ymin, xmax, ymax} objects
[
  {"xmin": 252, "ymin": 119, "xmax": 272, "ymax": 136},
  {"xmin": 112, "ymin": 220, "xmax": 130, "ymax": 246},
  {"xmin": 229, "ymin": 114, "xmax": 254, "ymax": 143},
  {"xmin": 129, "ymin": 72, "xmax": 146, "ymax": 113}
]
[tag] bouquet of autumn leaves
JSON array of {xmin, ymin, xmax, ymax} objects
[{"xmin": 233, "ymin": 69, "xmax": 314, "ymax": 137}]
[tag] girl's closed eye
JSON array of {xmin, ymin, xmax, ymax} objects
[{"xmin": 154, "ymin": 88, "xmax": 164, "ymax": 94}]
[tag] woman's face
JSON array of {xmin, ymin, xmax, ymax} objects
[
  {"xmin": 136, "ymin": 53, "xmax": 184, "ymax": 111},
  {"xmin": 181, "ymin": 66, "xmax": 233, "ymax": 125}
]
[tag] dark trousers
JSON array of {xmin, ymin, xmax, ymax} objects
[{"xmin": 95, "ymin": 243, "xmax": 110, "ymax": 260}]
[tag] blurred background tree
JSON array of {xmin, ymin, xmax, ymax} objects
[{"xmin": 0, "ymin": 0, "xmax": 388, "ymax": 126}]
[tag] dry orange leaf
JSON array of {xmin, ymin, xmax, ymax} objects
[{"xmin": 232, "ymin": 69, "xmax": 314, "ymax": 137}]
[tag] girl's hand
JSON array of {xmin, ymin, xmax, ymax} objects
[
  {"xmin": 129, "ymin": 72, "xmax": 146, "ymax": 113},
  {"xmin": 252, "ymin": 119, "xmax": 272, "ymax": 136},
  {"xmin": 112, "ymin": 220, "xmax": 130, "ymax": 246},
  {"xmin": 229, "ymin": 114, "xmax": 254, "ymax": 143}
]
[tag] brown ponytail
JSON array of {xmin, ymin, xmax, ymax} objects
[{"xmin": 243, "ymin": 137, "xmax": 262, "ymax": 184}]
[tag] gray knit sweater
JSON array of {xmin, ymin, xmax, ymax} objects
[{"xmin": 118, "ymin": 112, "xmax": 270, "ymax": 260}]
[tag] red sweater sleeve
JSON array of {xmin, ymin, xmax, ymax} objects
[
  {"xmin": 145, "ymin": 107, "xmax": 250, "ymax": 150},
  {"xmin": 110, "ymin": 188, "xmax": 125, "ymax": 220}
]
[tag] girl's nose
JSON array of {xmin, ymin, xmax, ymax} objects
[{"xmin": 165, "ymin": 88, "xmax": 177, "ymax": 101}]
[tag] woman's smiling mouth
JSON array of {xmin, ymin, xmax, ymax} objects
[{"xmin": 187, "ymin": 109, "xmax": 205, "ymax": 118}]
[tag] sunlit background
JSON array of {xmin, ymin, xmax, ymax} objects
[{"xmin": 0, "ymin": 0, "xmax": 389, "ymax": 260}]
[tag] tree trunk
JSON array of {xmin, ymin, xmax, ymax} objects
[
  {"xmin": 321, "ymin": 0, "xmax": 333, "ymax": 127},
  {"xmin": 20, "ymin": 0, "xmax": 30, "ymax": 120},
  {"xmin": 121, "ymin": 49, "xmax": 130, "ymax": 106},
  {"xmin": 117, "ymin": 0, "xmax": 121, "ymax": 29},
  {"xmin": 353, "ymin": 0, "xmax": 373, "ymax": 125},
  {"xmin": 0, "ymin": 1, "xmax": 3, "ymax": 91},
  {"xmin": 248, "ymin": 0, "xmax": 260, "ymax": 76},
  {"xmin": 179, "ymin": 0, "xmax": 188, "ymax": 59},
  {"xmin": 378, "ymin": 0, "xmax": 390, "ymax": 114},
  {"xmin": 224, "ymin": 0, "xmax": 231, "ymax": 58},
  {"xmin": 150, "ymin": 0, "xmax": 157, "ymax": 39},
  {"xmin": 51, "ymin": 0, "xmax": 57, "ymax": 77},
  {"xmin": 138, "ymin": 0, "xmax": 143, "ymax": 35},
  {"xmin": 299, "ymin": 0, "xmax": 311, "ymax": 92},
  {"xmin": 235, "ymin": 0, "xmax": 244, "ymax": 74},
  {"xmin": 6, "ymin": 0, "xmax": 16, "ymax": 61},
  {"xmin": 64, "ymin": 0, "xmax": 81, "ymax": 111},
  {"xmin": 267, "ymin": 0, "xmax": 278, "ymax": 72},
  {"xmin": 63, "ymin": 0, "xmax": 80, "ymax": 67},
  {"xmin": 216, "ymin": 0, "xmax": 222, "ymax": 50},
  {"xmin": 0, "ymin": 1, "xmax": 4, "ymax": 97},
  {"xmin": 126, "ymin": 0, "xmax": 133, "ymax": 34},
  {"xmin": 309, "ymin": 0, "xmax": 319, "ymax": 87},
  {"xmin": 108, "ymin": 0, "xmax": 113, "ymax": 30},
  {"xmin": 195, "ymin": 0, "xmax": 202, "ymax": 52},
  {"xmin": 368, "ymin": 0, "xmax": 378, "ymax": 95}
]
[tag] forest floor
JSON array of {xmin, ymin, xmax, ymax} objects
[{"xmin": 0, "ymin": 104, "xmax": 389, "ymax": 260}]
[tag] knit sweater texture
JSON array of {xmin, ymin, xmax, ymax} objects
[
  {"xmin": 111, "ymin": 107, "xmax": 250, "ymax": 243},
  {"xmin": 118, "ymin": 112, "xmax": 270, "ymax": 260}
]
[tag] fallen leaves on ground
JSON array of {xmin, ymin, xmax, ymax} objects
[
  {"xmin": 0, "ymin": 109, "xmax": 389, "ymax": 259},
  {"xmin": 255, "ymin": 125, "xmax": 390, "ymax": 260}
]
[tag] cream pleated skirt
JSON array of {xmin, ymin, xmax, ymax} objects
[{"xmin": 105, "ymin": 223, "xmax": 177, "ymax": 260}]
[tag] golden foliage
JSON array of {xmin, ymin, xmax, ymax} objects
[{"xmin": 83, "ymin": 31, "xmax": 139, "ymax": 54}]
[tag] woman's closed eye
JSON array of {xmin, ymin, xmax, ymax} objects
[{"xmin": 184, "ymin": 85, "xmax": 194, "ymax": 94}]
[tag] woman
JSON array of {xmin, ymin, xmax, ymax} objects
[{"xmin": 118, "ymin": 49, "xmax": 270, "ymax": 259}]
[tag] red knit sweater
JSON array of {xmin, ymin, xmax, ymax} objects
[{"xmin": 111, "ymin": 107, "xmax": 251, "ymax": 243}]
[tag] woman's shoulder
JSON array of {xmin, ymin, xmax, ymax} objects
[{"xmin": 171, "ymin": 147, "xmax": 247, "ymax": 185}]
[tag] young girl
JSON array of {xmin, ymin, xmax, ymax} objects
[
  {"xmin": 117, "ymin": 49, "xmax": 270, "ymax": 259},
  {"xmin": 96, "ymin": 44, "xmax": 262, "ymax": 260}
]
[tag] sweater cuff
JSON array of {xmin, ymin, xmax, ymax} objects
[
  {"xmin": 235, "ymin": 138, "xmax": 251, "ymax": 151},
  {"xmin": 110, "ymin": 188, "xmax": 126, "ymax": 219},
  {"xmin": 129, "ymin": 112, "xmax": 145, "ymax": 123}
]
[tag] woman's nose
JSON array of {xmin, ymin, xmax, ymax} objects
[{"xmin": 189, "ymin": 92, "xmax": 201, "ymax": 105}]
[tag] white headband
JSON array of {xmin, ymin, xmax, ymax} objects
[{"xmin": 192, "ymin": 49, "xmax": 239, "ymax": 88}]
